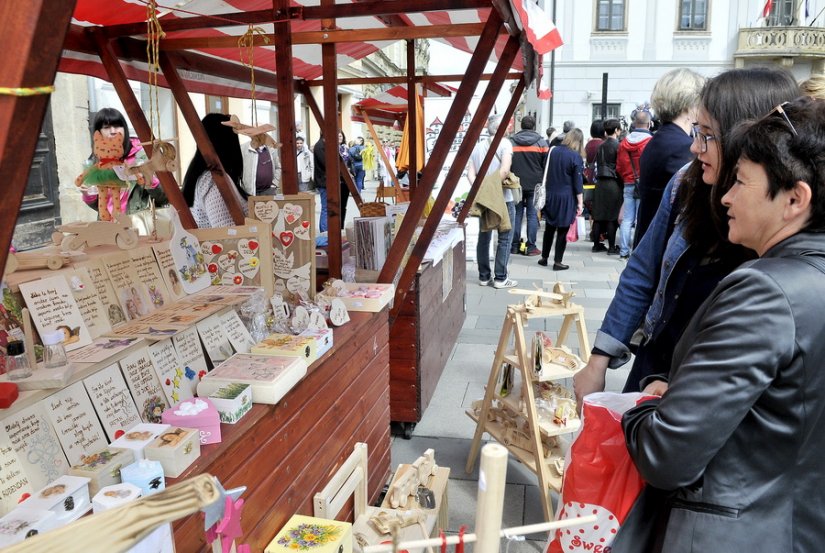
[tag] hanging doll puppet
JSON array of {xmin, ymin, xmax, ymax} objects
[{"xmin": 75, "ymin": 130, "xmax": 144, "ymax": 221}]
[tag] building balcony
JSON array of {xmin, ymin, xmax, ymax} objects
[{"xmin": 735, "ymin": 26, "xmax": 825, "ymax": 70}]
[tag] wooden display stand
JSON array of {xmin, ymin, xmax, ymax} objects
[{"xmin": 464, "ymin": 291, "xmax": 589, "ymax": 521}]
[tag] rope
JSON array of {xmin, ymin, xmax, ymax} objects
[
  {"xmin": 146, "ymin": 0, "xmax": 165, "ymax": 141},
  {"xmin": 238, "ymin": 25, "xmax": 270, "ymax": 127},
  {"xmin": 0, "ymin": 85, "xmax": 55, "ymax": 96}
]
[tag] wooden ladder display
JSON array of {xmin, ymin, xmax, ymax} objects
[{"xmin": 464, "ymin": 289, "xmax": 590, "ymax": 521}]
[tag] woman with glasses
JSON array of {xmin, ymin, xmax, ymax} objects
[
  {"xmin": 614, "ymin": 95, "xmax": 825, "ymax": 553},
  {"xmin": 574, "ymin": 66, "xmax": 799, "ymax": 400}
]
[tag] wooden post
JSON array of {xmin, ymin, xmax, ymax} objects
[
  {"xmin": 274, "ymin": 0, "xmax": 298, "ymax": 195},
  {"xmin": 89, "ymin": 29, "xmax": 197, "ymax": 229},
  {"xmin": 0, "ymin": 0, "xmax": 75, "ymax": 274},
  {"xmin": 320, "ymin": 2, "xmax": 342, "ymax": 279},
  {"xmin": 359, "ymin": 108, "xmax": 401, "ymax": 188},
  {"xmin": 158, "ymin": 52, "xmax": 246, "ymax": 226}
]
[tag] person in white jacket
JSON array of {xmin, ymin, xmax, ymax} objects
[
  {"xmin": 241, "ymin": 139, "xmax": 281, "ymax": 196},
  {"xmin": 296, "ymin": 135, "xmax": 314, "ymax": 192}
]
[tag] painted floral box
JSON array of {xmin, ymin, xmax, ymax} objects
[
  {"xmin": 197, "ymin": 353, "xmax": 307, "ymax": 405},
  {"xmin": 252, "ymin": 333, "xmax": 318, "ymax": 363},
  {"xmin": 68, "ymin": 447, "xmax": 135, "ymax": 496},
  {"xmin": 300, "ymin": 327, "xmax": 334, "ymax": 359},
  {"xmin": 207, "ymin": 383, "xmax": 252, "ymax": 424},
  {"xmin": 266, "ymin": 514, "xmax": 352, "ymax": 553}
]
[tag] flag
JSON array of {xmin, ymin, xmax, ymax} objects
[
  {"xmin": 762, "ymin": 0, "xmax": 774, "ymax": 18},
  {"xmin": 512, "ymin": 0, "xmax": 563, "ymax": 55}
]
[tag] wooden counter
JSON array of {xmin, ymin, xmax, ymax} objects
[
  {"xmin": 389, "ymin": 241, "xmax": 466, "ymax": 434},
  {"xmin": 168, "ymin": 309, "xmax": 391, "ymax": 552}
]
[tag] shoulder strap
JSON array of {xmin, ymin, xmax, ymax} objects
[{"xmin": 541, "ymin": 146, "xmax": 555, "ymax": 185}]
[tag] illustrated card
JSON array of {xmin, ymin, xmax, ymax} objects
[
  {"xmin": 63, "ymin": 267, "xmax": 112, "ymax": 339},
  {"xmin": 0, "ymin": 434, "xmax": 34, "ymax": 516},
  {"xmin": 196, "ymin": 314, "xmax": 234, "ymax": 365},
  {"xmin": 101, "ymin": 251, "xmax": 155, "ymax": 321},
  {"xmin": 119, "ymin": 347, "xmax": 170, "ymax": 423},
  {"xmin": 129, "ymin": 246, "xmax": 171, "ymax": 311},
  {"xmin": 75, "ymin": 258, "xmax": 126, "ymax": 328},
  {"xmin": 18, "ymin": 275, "xmax": 92, "ymax": 352},
  {"xmin": 2, "ymin": 402, "xmax": 69, "ymax": 494},
  {"xmin": 218, "ymin": 310, "xmax": 254, "ymax": 354},
  {"xmin": 248, "ymin": 194, "xmax": 316, "ymax": 300},
  {"xmin": 172, "ymin": 327, "xmax": 209, "ymax": 386},
  {"xmin": 68, "ymin": 336, "xmax": 141, "ymax": 364},
  {"xmin": 83, "ymin": 363, "xmax": 142, "ymax": 441},
  {"xmin": 168, "ymin": 217, "xmax": 211, "ymax": 295},
  {"xmin": 43, "ymin": 382, "xmax": 109, "ymax": 465},
  {"xmin": 151, "ymin": 242, "xmax": 188, "ymax": 302},
  {"xmin": 106, "ymin": 321, "xmax": 186, "ymax": 340},
  {"xmin": 148, "ymin": 338, "xmax": 193, "ymax": 405},
  {"xmin": 191, "ymin": 220, "xmax": 273, "ymax": 297}
]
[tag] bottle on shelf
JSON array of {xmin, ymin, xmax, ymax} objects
[
  {"xmin": 6, "ymin": 340, "xmax": 32, "ymax": 380},
  {"xmin": 41, "ymin": 330, "xmax": 69, "ymax": 369}
]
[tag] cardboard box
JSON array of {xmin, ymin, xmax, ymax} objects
[
  {"xmin": 109, "ymin": 423, "xmax": 170, "ymax": 461},
  {"xmin": 143, "ymin": 427, "xmax": 201, "ymax": 478},
  {"xmin": 207, "ymin": 383, "xmax": 253, "ymax": 424},
  {"xmin": 22, "ymin": 475, "xmax": 91, "ymax": 528},
  {"xmin": 162, "ymin": 398, "xmax": 221, "ymax": 445},
  {"xmin": 68, "ymin": 447, "xmax": 135, "ymax": 496},
  {"xmin": 252, "ymin": 333, "xmax": 317, "ymax": 363},
  {"xmin": 197, "ymin": 354, "xmax": 307, "ymax": 405},
  {"xmin": 300, "ymin": 328, "xmax": 334, "ymax": 359},
  {"xmin": 266, "ymin": 514, "xmax": 352, "ymax": 553}
]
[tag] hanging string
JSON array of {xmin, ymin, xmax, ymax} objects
[
  {"xmin": 0, "ymin": 85, "xmax": 55, "ymax": 96},
  {"xmin": 137, "ymin": 0, "xmax": 288, "ymax": 28},
  {"xmin": 146, "ymin": 0, "xmax": 165, "ymax": 141},
  {"xmin": 238, "ymin": 25, "xmax": 270, "ymax": 127}
]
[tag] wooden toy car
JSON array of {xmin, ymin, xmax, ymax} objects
[{"xmin": 53, "ymin": 213, "xmax": 139, "ymax": 251}]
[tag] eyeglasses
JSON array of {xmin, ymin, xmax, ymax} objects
[
  {"xmin": 764, "ymin": 102, "xmax": 799, "ymax": 136},
  {"xmin": 692, "ymin": 125, "xmax": 717, "ymax": 154}
]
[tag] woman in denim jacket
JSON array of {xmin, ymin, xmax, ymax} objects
[{"xmin": 575, "ymin": 67, "xmax": 800, "ymax": 401}]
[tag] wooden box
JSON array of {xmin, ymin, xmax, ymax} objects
[
  {"xmin": 252, "ymin": 333, "xmax": 318, "ymax": 364},
  {"xmin": 22, "ymin": 475, "xmax": 92, "ymax": 528},
  {"xmin": 162, "ymin": 397, "xmax": 222, "ymax": 445},
  {"xmin": 92, "ymin": 482, "xmax": 141, "ymax": 513},
  {"xmin": 120, "ymin": 459, "xmax": 166, "ymax": 496},
  {"xmin": 0, "ymin": 508, "xmax": 56, "ymax": 547},
  {"xmin": 331, "ymin": 282, "xmax": 394, "ymax": 312},
  {"xmin": 207, "ymin": 383, "xmax": 253, "ymax": 424},
  {"xmin": 300, "ymin": 328, "xmax": 334, "ymax": 358},
  {"xmin": 68, "ymin": 447, "xmax": 135, "ymax": 496},
  {"xmin": 265, "ymin": 514, "xmax": 352, "ymax": 553},
  {"xmin": 109, "ymin": 423, "xmax": 170, "ymax": 461},
  {"xmin": 196, "ymin": 353, "xmax": 307, "ymax": 405},
  {"xmin": 143, "ymin": 427, "xmax": 201, "ymax": 478}
]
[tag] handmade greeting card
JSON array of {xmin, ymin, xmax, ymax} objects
[
  {"xmin": 191, "ymin": 220, "xmax": 273, "ymax": 297},
  {"xmin": 148, "ymin": 338, "xmax": 193, "ymax": 405},
  {"xmin": 102, "ymin": 251, "xmax": 156, "ymax": 321},
  {"xmin": 129, "ymin": 246, "xmax": 171, "ymax": 310},
  {"xmin": 218, "ymin": 310, "xmax": 255, "ymax": 354},
  {"xmin": 63, "ymin": 267, "xmax": 112, "ymax": 340},
  {"xmin": 1, "ymin": 402, "xmax": 69, "ymax": 494},
  {"xmin": 119, "ymin": 347, "xmax": 170, "ymax": 423},
  {"xmin": 68, "ymin": 336, "xmax": 141, "ymax": 364},
  {"xmin": 83, "ymin": 363, "xmax": 142, "ymax": 441},
  {"xmin": 0, "ymin": 433, "xmax": 34, "ymax": 516},
  {"xmin": 18, "ymin": 275, "xmax": 92, "ymax": 352},
  {"xmin": 168, "ymin": 211, "xmax": 210, "ymax": 294},
  {"xmin": 44, "ymin": 381, "xmax": 109, "ymax": 465},
  {"xmin": 75, "ymin": 258, "xmax": 126, "ymax": 327},
  {"xmin": 151, "ymin": 242, "xmax": 188, "ymax": 302},
  {"xmin": 106, "ymin": 321, "xmax": 187, "ymax": 340},
  {"xmin": 196, "ymin": 314, "xmax": 234, "ymax": 365},
  {"xmin": 248, "ymin": 194, "xmax": 316, "ymax": 300},
  {"xmin": 172, "ymin": 327, "xmax": 209, "ymax": 389}
]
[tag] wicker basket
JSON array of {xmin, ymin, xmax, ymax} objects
[{"xmin": 358, "ymin": 201, "xmax": 388, "ymax": 217}]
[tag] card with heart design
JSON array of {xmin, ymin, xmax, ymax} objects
[
  {"xmin": 248, "ymin": 194, "xmax": 316, "ymax": 300},
  {"xmin": 191, "ymin": 221, "xmax": 273, "ymax": 297}
]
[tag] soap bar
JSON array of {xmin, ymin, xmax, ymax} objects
[{"xmin": 0, "ymin": 382, "xmax": 19, "ymax": 408}]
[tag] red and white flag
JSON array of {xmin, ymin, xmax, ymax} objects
[
  {"xmin": 762, "ymin": 0, "xmax": 774, "ymax": 18},
  {"xmin": 512, "ymin": 0, "xmax": 564, "ymax": 55}
]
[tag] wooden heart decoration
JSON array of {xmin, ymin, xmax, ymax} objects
[
  {"xmin": 238, "ymin": 257, "xmax": 260, "ymax": 279},
  {"xmin": 238, "ymin": 238, "xmax": 257, "ymax": 258},
  {"xmin": 253, "ymin": 200, "xmax": 280, "ymax": 223},
  {"xmin": 308, "ymin": 311, "xmax": 328, "ymax": 331},
  {"xmin": 329, "ymin": 298, "xmax": 350, "ymax": 327},
  {"xmin": 283, "ymin": 203, "xmax": 303, "ymax": 225},
  {"xmin": 286, "ymin": 272, "xmax": 310, "ymax": 295},
  {"xmin": 217, "ymin": 254, "xmax": 236, "ymax": 271},
  {"xmin": 280, "ymin": 231, "xmax": 295, "ymax": 248},
  {"xmin": 293, "ymin": 224, "xmax": 310, "ymax": 241}
]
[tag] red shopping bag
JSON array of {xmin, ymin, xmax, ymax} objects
[
  {"xmin": 566, "ymin": 219, "xmax": 578, "ymax": 243},
  {"xmin": 547, "ymin": 392, "xmax": 650, "ymax": 553}
]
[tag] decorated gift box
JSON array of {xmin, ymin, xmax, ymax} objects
[
  {"xmin": 21, "ymin": 475, "xmax": 92, "ymax": 529},
  {"xmin": 0, "ymin": 508, "xmax": 56, "ymax": 548},
  {"xmin": 143, "ymin": 427, "xmax": 201, "ymax": 478},
  {"xmin": 121, "ymin": 459, "xmax": 166, "ymax": 496},
  {"xmin": 197, "ymin": 353, "xmax": 307, "ymax": 405},
  {"xmin": 252, "ymin": 333, "xmax": 317, "ymax": 363},
  {"xmin": 322, "ymin": 282, "xmax": 394, "ymax": 312},
  {"xmin": 109, "ymin": 423, "xmax": 171, "ymax": 461},
  {"xmin": 300, "ymin": 327, "xmax": 334, "ymax": 359},
  {"xmin": 265, "ymin": 514, "xmax": 352, "ymax": 553},
  {"xmin": 68, "ymin": 447, "xmax": 135, "ymax": 496},
  {"xmin": 207, "ymin": 383, "xmax": 253, "ymax": 424},
  {"xmin": 162, "ymin": 398, "xmax": 221, "ymax": 445}
]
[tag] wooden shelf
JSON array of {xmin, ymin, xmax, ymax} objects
[
  {"xmin": 495, "ymin": 392, "xmax": 581, "ymax": 437},
  {"xmin": 502, "ymin": 351, "xmax": 582, "ymax": 382}
]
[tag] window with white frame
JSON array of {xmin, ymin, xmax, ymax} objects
[
  {"xmin": 592, "ymin": 103, "xmax": 622, "ymax": 121},
  {"xmin": 767, "ymin": 0, "xmax": 796, "ymax": 26},
  {"xmin": 596, "ymin": 0, "xmax": 625, "ymax": 31},
  {"xmin": 679, "ymin": 0, "xmax": 707, "ymax": 30}
]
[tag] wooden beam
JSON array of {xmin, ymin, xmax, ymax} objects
[
  {"xmin": 389, "ymin": 36, "xmax": 522, "ymax": 323},
  {"xmin": 274, "ymin": 0, "xmax": 298, "ymax": 195},
  {"xmin": 101, "ymin": 0, "xmax": 491, "ymax": 37},
  {"xmin": 158, "ymin": 52, "xmax": 246, "ymax": 225},
  {"xmin": 358, "ymin": 109, "xmax": 401, "ymax": 189},
  {"xmin": 89, "ymin": 29, "xmax": 197, "ymax": 230},
  {"xmin": 158, "ymin": 23, "xmax": 487, "ymax": 50},
  {"xmin": 0, "ymin": 0, "xmax": 75, "ymax": 273},
  {"xmin": 307, "ymin": 72, "xmax": 524, "ymax": 86},
  {"xmin": 377, "ymin": 9, "xmax": 503, "ymax": 289},
  {"xmin": 321, "ymin": 4, "xmax": 342, "ymax": 279}
]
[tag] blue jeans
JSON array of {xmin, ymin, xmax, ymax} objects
[
  {"xmin": 353, "ymin": 168, "xmax": 366, "ymax": 193},
  {"xmin": 619, "ymin": 184, "xmax": 638, "ymax": 256},
  {"xmin": 511, "ymin": 192, "xmax": 538, "ymax": 251},
  {"xmin": 477, "ymin": 201, "xmax": 515, "ymax": 282},
  {"xmin": 318, "ymin": 187, "xmax": 328, "ymax": 233}
]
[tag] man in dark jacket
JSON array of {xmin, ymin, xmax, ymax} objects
[
  {"xmin": 509, "ymin": 115, "xmax": 549, "ymax": 255},
  {"xmin": 313, "ymin": 136, "xmax": 350, "ymax": 233}
]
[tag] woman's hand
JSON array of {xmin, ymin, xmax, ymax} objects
[
  {"xmin": 576, "ymin": 203, "xmax": 584, "ymax": 215},
  {"xmin": 574, "ymin": 354, "xmax": 610, "ymax": 413},
  {"xmin": 642, "ymin": 380, "xmax": 669, "ymax": 396}
]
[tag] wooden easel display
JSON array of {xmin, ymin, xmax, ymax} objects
[{"xmin": 465, "ymin": 284, "xmax": 590, "ymax": 520}]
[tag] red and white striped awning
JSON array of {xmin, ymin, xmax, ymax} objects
[
  {"xmin": 351, "ymin": 82, "xmax": 453, "ymax": 127},
  {"xmin": 61, "ymin": 0, "xmax": 552, "ymax": 101}
]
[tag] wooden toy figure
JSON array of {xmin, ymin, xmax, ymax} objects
[{"xmin": 75, "ymin": 130, "xmax": 144, "ymax": 221}]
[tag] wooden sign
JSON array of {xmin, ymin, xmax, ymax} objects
[
  {"xmin": 119, "ymin": 347, "xmax": 170, "ymax": 423},
  {"xmin": 248, "ymin": 194, "xmax": 316, "ymax": 299},
  {"xmin": 75, "ymin": 258, "xmax": 127, "ymax": 328},
  {"xmin": 18, "ymin": 275, "xmax": 92, "ymax": 352},
  {"xmin": 44, "ymin": 381, "xmax": 109, "ymax": 465},
  {"xmin": 218, "ymin": 310, "xmax": 255, "ymax": 354},
  {"xmin": 172, "ymin": 327, "xmax": 209, "ymax": 387},
  {"xmin": 64, "ymin": 267, "xmax": 112, "ymax": 339},
  {"xmin": 196, "ymin": 314, "xmax": 234, "ymax": 365},
  {"xmin": 148, "ymin": 338, "xmax": 193, "ymax": 405},
  {"xmin": 191, "ymin": 220, "xmax": 274, "ymax": 297},
  {"xmin": 83, "ymin": 363, "xmax": 142, "ymax": 441}
]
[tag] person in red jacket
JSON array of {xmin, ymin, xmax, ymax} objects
[{"xmin": 615, "ymin": 110, "xmax": 653, "ymax": 258}]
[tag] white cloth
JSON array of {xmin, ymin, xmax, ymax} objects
[
  {"xmin": 192, "ymin": 172, "xmax": 248, "ymax": 228},
  {"xmin": 297, "ymin": 145, "xmax": 314, "ymax": 184},
  {"xmin": 241, "ymin": 141, "xmax": 282, "ymax": 196}
]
